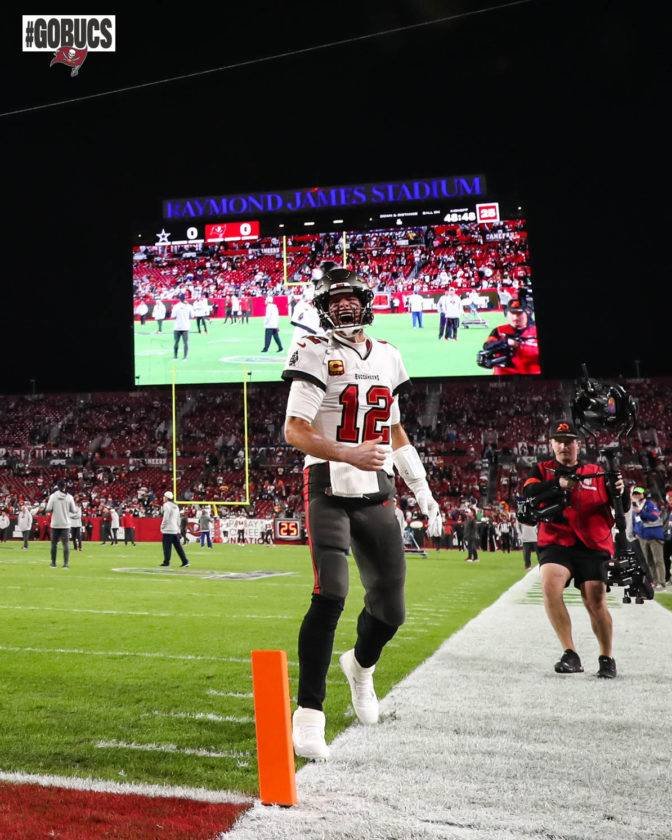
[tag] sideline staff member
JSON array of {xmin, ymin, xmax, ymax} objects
[{"xmin": 523, "ymin": 420, "xmax": 628, "ymax": 678}]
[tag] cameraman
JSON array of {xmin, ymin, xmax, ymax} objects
[
  {"xmin": 479, "ymin": 299, "xmax": 540, "ymax": 376},
  {"xmin": 523, "ymin": 420, "xmax": 628, "ymax": 678}
]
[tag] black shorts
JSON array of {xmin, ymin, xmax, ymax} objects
[{"xmin": 538, "ymin": 544, "xmax": 609, "ymax": 590}]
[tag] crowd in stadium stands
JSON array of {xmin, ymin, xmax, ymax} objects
[
  {"xmin": 1, "ymin": 377, "xmax": 672, "ymax": 547},
  {"xmin": 132, "ymin": 221, "xmax": 531, "ymax": 312}
]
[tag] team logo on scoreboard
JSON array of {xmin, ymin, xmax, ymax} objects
[
  {"xmin": 328, "ymin": 360, "xmax": 345, "ymax": 376},
  {"xmin": 22, "ymin": 15, "xmax": 115, "ymax": 76},
  {"xmin": 205, "ymin": 221, "xmax": 260, "ymax": 243}
]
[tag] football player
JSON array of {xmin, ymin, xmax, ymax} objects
[
  {"xmin": 288, "ymin": 284, "xmax": 325, "ymax": 349},
  {"xmin": 282, "ymin": 265, "xmax": 441, "ymax": 760}
]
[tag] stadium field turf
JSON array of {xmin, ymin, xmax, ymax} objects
[
  {"xmin": 0, "ymin": 542, "xmax": 525, "ymax": 794},
  {"xmin": 134, "ymin": 312, "xmax": 504, "ymax": 386}
]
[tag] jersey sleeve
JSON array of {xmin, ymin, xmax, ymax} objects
[
  {"xmin": 391, "ymin": 347, "xmax": 412, "ymax": 396},
  {"xmin": 484, "ymin": 327, "xmax": 503, "ymax": 345},
  {"xmin": 281, "ymin": 337, "xmax": 328, "ymax": 391},
  {"xmin": 523, "ymin": 462, "xmax": 556, "ymax": 497},
  {"xmin": 390, "ymin": 396, "xmax": 401, "ymax": 425},
  {"xmin": 285, "ymin": 379, "xmax": 325, "ymax": 424}
]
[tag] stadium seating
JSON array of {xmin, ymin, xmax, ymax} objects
[{"xmin": 2, "ymin": 378, "xmax": 671, "ymax": 530}]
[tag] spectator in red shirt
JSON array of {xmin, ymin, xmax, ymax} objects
[{"xmin": 122, "ymin": 510, "xmax": 136, "ymax": 546}]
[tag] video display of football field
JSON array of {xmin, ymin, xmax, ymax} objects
[{"xmin": 134, "ymin": 312, "xmax": 504, "ymax": 386}]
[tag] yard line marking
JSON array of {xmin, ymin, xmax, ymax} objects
[
  {"xmin": 0, "ymin": 644, "xmax": 299, "ymax": 665},
  {"xmin": 207, "ymin": 690, "xmax": 253, "ymax": 699},
  {"xmin": 95, "ymin": 740, "xmax": 251, "ymax": 763},
  {"xmin": 0, "ymin": 605, "xmax": 177, "ymax": 617},
  {"xmin": 0, "ymin": 769, "xmax": 253, "ymax": 804},
  {"xmin": 0, "ymin": 604, "xmax": 291, "ymax": 620},
  {"xmin": 148, "ymin": 711, "xmax": 254, "ymax": 724}
]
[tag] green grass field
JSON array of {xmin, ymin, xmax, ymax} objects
[
  {"xmin": 0, "ymin": 542, "xmax": 525, "ymax": 794},
  {"xmin": 134, "ymin": 312, "xmax": 502, "ymax": 386}
]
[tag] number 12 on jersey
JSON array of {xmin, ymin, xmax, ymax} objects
[{"xmin": 336, "ymin": 384, "xmax": 393, "ymax": 444}]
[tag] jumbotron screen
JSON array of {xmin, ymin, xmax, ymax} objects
[{"xmin": 133, "ymin": 175, "xmax": 540, "ymax": 385}]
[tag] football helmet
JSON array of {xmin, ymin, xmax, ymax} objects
[{"xmin": 313, "ymin": 266, "xmax": 374, "ymax": 336}]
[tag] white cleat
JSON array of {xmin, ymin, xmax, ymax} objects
[
  {"xmin": 339, "ymin": 649, "xmax": 379, "ymax": 725},
  {"xmin": 292, "ymin": 707, "xmax": 330, "ymax": 760}
]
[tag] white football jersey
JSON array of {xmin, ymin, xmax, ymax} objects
[
  {"xmin": 283, "ymin": 332, "xmax": 411, "ymax": 495},
  {"xmin": 289, "ymin": 301, "xmax": 325, "ymax": 346}
]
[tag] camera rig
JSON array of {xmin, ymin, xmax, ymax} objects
[
  {"xmin": 476, "ymin": 286, "xmax": 536, "ymax": 370},
  {"xmin": 517, "ymin": 365, "xmax": 652, "ymax": 603}
]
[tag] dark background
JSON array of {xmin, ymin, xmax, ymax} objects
[{"xmin": 1, "ymin": 1, "xmax": 666, "ymax": 393}]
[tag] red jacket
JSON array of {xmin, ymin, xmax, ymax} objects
[
  {"xmin": 524, "ymin": 460, "xmax": 614, "ymax": 554},
  {"xmin": 121, "ymin": 513, "xmax": 134, "ymax": 529},
  {"xmin": 485, "ymin": 324, "xmax": 540, "ymax": 375}
]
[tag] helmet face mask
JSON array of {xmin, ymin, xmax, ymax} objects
[{"xmin": 313, "ymin": 267, "xmax": 373, "ymax": 336}]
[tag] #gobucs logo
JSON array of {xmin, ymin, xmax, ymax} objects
[
  {"xmin": 50, "ymin": 46, "xmax": 88, "ymax": 77},
  {"xmin": 556, "ymin": 423, "xmax": 570, "ymax": 433}
]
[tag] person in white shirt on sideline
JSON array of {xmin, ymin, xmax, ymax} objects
[
  {"xmin": 171, "ymin": 293, "xmax": 193, "ymax": 360},
  {"xmin": 442, "ymin": 288, "xmax": 462, "ymax": 341},
  {"xmin": 152, "ymin": 299, "xmax": 166, "ymax": 333},
  {"xmin": 261, "ymin": 295, "xmax": 283, "ymax": 353},
  {"xmin": 193, "ymin": 296, "xmax": 209, "ymax": 334},
  {"xmin": 407, "ymin": 289, "xmax": 424, "ymax": 328},
  {"xmin": 159, "ymin": 491, "xmax": 190, "ymax": 567},
  {"xmin": 109, "ymin": 507, "xmax": 120, "ymax": 545},
  {"xmin": 0, "ymin": 511, "xmax": 10, "ymax": 543},
  {"xmin": 70, "ymin": 497, "xmax": 83, "ymax": 551},
  {"xmin": 45, "ymin": 480, "xmax": 77, "ymax": 568},
  {"xmin": 517, "ymin": 520, "xmax": 539, "ymax": 570},
  {"xmin": 135, "ymin": 300, "xmax": 149, "ymax": 326},
  {"xmin": 18, "ymin": 502, "xmax": 33, "ymax": 550},
  {"xmin": 231, "ymin": 293, "xmax": 241, "ymax": 323}
]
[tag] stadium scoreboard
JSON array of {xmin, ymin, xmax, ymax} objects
[{"xmin": 132, "ymin": 174, "xmax": 541, "ymax": 386}]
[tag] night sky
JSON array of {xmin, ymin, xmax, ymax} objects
[{"xmin": 1, "ymin": 2, "xmax": 666, "ymax": 393}]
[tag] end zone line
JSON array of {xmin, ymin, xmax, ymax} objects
[{"xmin": 0, "ymin": 769, "xmax": 252, "ymax": 804}]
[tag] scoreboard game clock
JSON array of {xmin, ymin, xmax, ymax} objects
[{"xmin": 274, "ymin": 519, "xmax": 301, "ymax": 541}]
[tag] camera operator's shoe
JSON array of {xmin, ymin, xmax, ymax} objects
[
  {"xmin": 339, "ymin": 649, "xmax": 379, "ymax": 724},
  {"xmin": 292, "ymin": 707, "xmax": 330, "ymax": 760},
  {"xmin": 554, "ymin": 649, "xmax": 584, "ymax": 673},
  {"xmin": 597, "ymin": 655, "xmax": 617, "ymax": 679}
]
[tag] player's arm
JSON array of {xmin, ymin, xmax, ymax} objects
[
  {"xmin": 391, "ymin": 416, "xmax": 440, "ymax": 526},
  {"xmin": 523, "ymin": 463, "xmax": 558, "ymax": 497}
]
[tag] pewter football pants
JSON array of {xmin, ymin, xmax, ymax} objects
[{"xmin": 298, "ymin": 463, "xmax": 406, "ymax": 710}]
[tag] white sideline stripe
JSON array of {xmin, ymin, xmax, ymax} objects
[
  {"xmin": 225, "ymin": 569, "xmax": 672, "ymax": 840},
  {"xmin": 0, "ymin": 644, "xmax": 299, "ymax": 667},
  {"xmin": 207, "ymin": 690, "xmax": 253, "ymax": 698},
  {"xmin": 95, "ymin": 740, "xmax": 251, "ymax": 762},
  {"xmin": 0, "ymin": 769, "xmax": 252, "ymax": 804},
  {"xmin": 149, "ymin": 711, "xmax": 254, "ymax": 724}
]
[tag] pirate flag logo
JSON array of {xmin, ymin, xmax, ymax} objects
[{"xmin": 50, "ymin": 46, "xmax": 88, "ymax": 77}]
